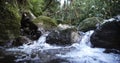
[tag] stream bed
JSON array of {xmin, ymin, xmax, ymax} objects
[{"xmin": 1, "ymin": 31, "xmax": 120, "ymax": 63}]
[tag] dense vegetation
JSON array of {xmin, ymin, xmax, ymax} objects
[
  {"xmin": 0, "ymin": 0, "xmax": 120, "ymax": 43},
  {"xmin": 0, "ymin": 0, "xmax": 21, "ymax": 43},
  {"xmin": 28, "ymin": 0, "xmax": 120, "ymax": 25}
]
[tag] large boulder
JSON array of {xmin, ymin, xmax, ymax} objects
[
  {"xmin": 0, "ymin": 36, "xmax": 32, "ymax": 47},
  {"xmin": 20, "ymin": 12, "xmax": 41, "ymax": 40},
  {"xmin": 12, "ymin": 36, "xmax": 32, "ymax": 47},
  {"xmin": 90, "ymin": 20, "xmax": 120, "ymax": 50},
  {"xmin": 46, "ymin": 28, "xmax": 80, "ymax": 46},
  {"xmin": 78, "ymin": 17, "xmax": 104, "ymax": 32}
]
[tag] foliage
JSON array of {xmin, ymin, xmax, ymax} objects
[
  {"xmin": 15, "ymin": 0, "xmax": 120, "ymax": 27},
  {"xmin": 52, "ymin": 0, "xmax": 108, "ymax": 26},
  {"xmin": 0, "ymin": 0, "xmax": 119, "ymax": 42},
  {"xmin": 103, "ymin": 0, "xmax": 120, "ymax": 17},
  {"xmin": 0, "ymin": 0, "xmax": 21, "ymax": 42},
  {"xmin": 17, "ymin": 0, "xmax": 30, "ymax": 12},
  {"xmin": 42, "ymin": 0, "xmax": 60, "ymax": 17},
  {"xmin": 33, "ymin": 16, "xmax": 58, "ymax": 30},
  {"xmin": 29, "ymin": 0, "xmax": 44, "ymax": 16},
  {"xmin": 41, "ymin": 0, "xmax": 120, "ymax": 26},
  {"xmin": 33, "ymin": 16, "xmax": 57, "ymax": 25},
  {"xmin": 77, "ymin": 17, "xmax": 104, "ymax": 32}
]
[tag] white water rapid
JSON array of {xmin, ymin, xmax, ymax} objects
[{"xmin": 6, "ymin": 31, "xmax": 120, "ymax": 63}]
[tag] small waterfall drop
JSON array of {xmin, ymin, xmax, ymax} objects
[
  {"xmin": 57, "ymin": 31, "xmax": 120, "ymax": 63},
  {"xmin": 5, "ymin": 30, "xmax": 120, "ymax": 63}
]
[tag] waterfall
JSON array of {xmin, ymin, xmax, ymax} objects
[
  {"xmin": 57, "ymin": 31, "xmax": 120, "ymax": 63},
  {"xmin": 5, "ymin": 30, "xmax": 120, "ymax": 63}
]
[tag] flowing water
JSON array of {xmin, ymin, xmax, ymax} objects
[{"xmin": 3, "ymin": 31, "xmax": 120, "ymax": 63}]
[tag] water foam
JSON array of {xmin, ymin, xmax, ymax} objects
[
  {"xmin": 56, "ymin": 31, "xmax": 120, "ymax": 63},
  {"xmin": 6, "ymin": 31, "xmax": 120, "ymax": 63}
]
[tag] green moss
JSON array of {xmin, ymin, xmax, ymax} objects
[
  {"xmin": 78, "ymin": 17, "xmax": 104, "ymax": 31},
  {"xmin": 33, "ymin": 16, "xmax": 58, "ymax": 30},
  {"xmin": 33, "ymin": 16, "xmax": 57, "ymax": 25},
  {"xmin": 61, "ymin": 28, "xmax": 77, "ymax": 34},
  {"xmin": 0, "ymin": 0, "xmax": 21, "ymax": 43}
]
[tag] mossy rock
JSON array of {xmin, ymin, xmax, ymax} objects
[
  {"xmin": 0, "ymin": 0, "xmax": 21, "ymax": 43},
  {"xmin": 33, "ymin": 16, "xmax": 58, "ymax": 31},
  {"xmin": 78, "ymin": 17, "xmax": 104, "ymax": 32}
]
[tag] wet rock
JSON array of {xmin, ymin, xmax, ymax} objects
[
  {"xmin": 0, "ymin": 36, "xmax": 32, "ymax": 47},
  {"xmin": 31, "ymin": 31, "xmax": 42, "ymax": 40},
  {"xmin": 46, "ymin": 28, "xmax": 80, "ymax": 46},
  {"xmin": 104, "ymin": 49, "xmax": 120, "ymax": 54},
  {"xmin": 0, "ymin": 49, "xmax": 16, "ymax": 63},
  {"xmin": 20, "ymin": 12, "xmax": 42, "ymax": 40},
  {"xmin": 90, "ymin": 20, "xmax": 120, "ymax": 50},
  {"xmin": 0, "ymin": 55, "xmax": 16, "ymax": 63},
  {"xmin": 46, "ymin": 58, "xmax": 69, "ymax": 63},
  {"xmin": 37, "ymin": 48, "xmax": 73, "ymax": 63},
  {"xmin": 12, "ymin": 36, "xmax": 31, "ymax": 46},
  {"xmin": 78, "ymin": 17, "xmax": 104, "ymax": 32}
]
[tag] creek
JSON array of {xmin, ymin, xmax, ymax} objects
[{"xmin": 2, "ymin": 30, "xmax": 120, "ymax": 63}]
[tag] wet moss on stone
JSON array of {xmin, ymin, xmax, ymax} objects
[
  {"xmin": 78, "ymin": 17, "xmax": 104, "ymax": 32},
  {"xmin": 33, "ymin": 16, "xmax": 57, "ymax": 30},
  {"xmin": 0, "ymin": 0, "xmax": 21, "ymax": 43}
]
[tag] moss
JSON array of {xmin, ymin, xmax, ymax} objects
[
  {"xmin": 33, "ymin": 16, "xmax": 58, "ymax": 30},
  {"xmin": 60, "ymin": 27, "xmax": 77, "ymax": 33},
  {"xmin": 0, "ymin": 0, "xmax": 21, "ymax": 43},
  {"xmin": 78, "ymin": 17, "xmax": 104, "ymax": 32}
]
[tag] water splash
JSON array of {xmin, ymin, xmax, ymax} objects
[
  {"xmin": 56, "ymin": 31, "xmax": 120, "ymax": 63},
  {"xmin": 5, "ymin": 31, "xmax": 120, "ymax": 63},
  {"xmin": 6, "ymin": 33, "xmax": 62, "ymax": 54}
]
